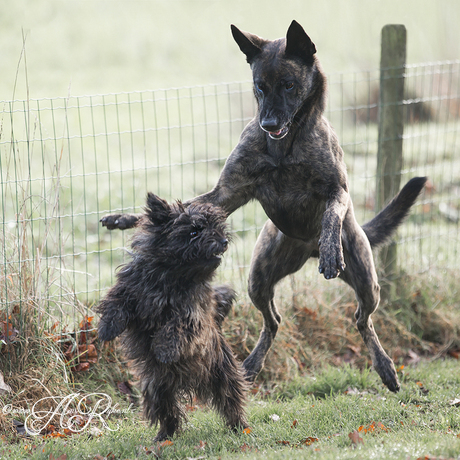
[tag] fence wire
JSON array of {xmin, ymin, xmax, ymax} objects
[{"xmin": 1, "ymin": 62, "xmax": 459, "ymax": 329}]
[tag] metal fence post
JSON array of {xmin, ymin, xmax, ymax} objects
[{"xmin": 376, "ymin": 24, "xmax": 407, "ymax": 298}]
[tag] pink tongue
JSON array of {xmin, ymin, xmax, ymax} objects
[{"xmin": 271, "ymin": 129, "xmax": 282, "ymax": 135}]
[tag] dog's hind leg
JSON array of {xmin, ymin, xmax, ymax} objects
[
  {"xmin": 209, "ymin": 340, "xmax": 248, "ymax": 431},
  {"xmin": 340, "ymin": 209, "xmax": 400, "ymax": 392},
  {"xmin": 244, "ymin": 220, "xmax": 311, "ymax": 382},
  {"xmin": 142, "ymin": 379, "xmax": 184, "ymax": 442}
]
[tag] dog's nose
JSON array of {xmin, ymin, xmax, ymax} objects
[
  {"xmin": 221, "ymin": 238, "xmax": 228, "ymax": 251},
  {"xmin": 260, "ymin": 117, "xmax": 280, "ymax": 133}
]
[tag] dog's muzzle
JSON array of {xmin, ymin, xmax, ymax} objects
[
  {"xmin": 209, "ymin": 238, "xmax": 228, "ymax": 260},
  {"xmin": 267, "ymin": 126, "xmax": 290, "ymax": 140},
  {"xmin": 260, "ymin": 119, "xmax": 291, "ymax": 140}
]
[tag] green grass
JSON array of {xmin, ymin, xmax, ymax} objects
[{"xmin": 2, "ymin": 360, "xmax": 460, "ymax": 459}]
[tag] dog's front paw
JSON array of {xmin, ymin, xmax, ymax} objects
[
  {"xmin": 98, "ymin": 313, "xmax": 128, "ymax": 342},
  {"xmin": 100, "ymin": 213, "xmax": 139, "ymax": 230},
  {"xmin": 318, "ymin": 241, "xmax": 346, "ymax": 280}
]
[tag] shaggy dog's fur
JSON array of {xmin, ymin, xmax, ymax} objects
[{"xmin": 97, "ymin": 193, "xmax": 247, "ymax": 441}]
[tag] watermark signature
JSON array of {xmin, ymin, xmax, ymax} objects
[{"xmin": 2, "ymin": 393, "xmax": 134, "ymax": 436}]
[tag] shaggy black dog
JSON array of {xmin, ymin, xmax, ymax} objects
[{"xmin": 97, "ymin": 193, "xmax": 248, "ymax": 441}]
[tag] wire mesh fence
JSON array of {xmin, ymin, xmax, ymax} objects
[{"xmin": 1, "ymin": 61, "xmax": 459, "ymax": 330}]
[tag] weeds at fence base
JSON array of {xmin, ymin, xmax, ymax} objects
[
  {"xmin": 224, "ymin": 269, "xmax": 460, "ymax": 385},
  {"xmin": 0, "ymin": 306, "xmax": 134, "ymax": 442}
]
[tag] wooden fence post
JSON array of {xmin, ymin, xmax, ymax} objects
[{"xmin": 376, "ymin": 24, "xmax": 407, "ymax": 298}]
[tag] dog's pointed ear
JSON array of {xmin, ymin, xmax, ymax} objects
[
  {"xmin": 285, "ymin": 20, "xmax": 316, "ymax": 63},
  {"xmin": 145, "ymin": 193, "xmax": 172, "ymax": 225},
  {"xmin": 231, "ymin": 24, "xmax": 263, "ymax": 64}
]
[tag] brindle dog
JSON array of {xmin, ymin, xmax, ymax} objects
[{"xmin": 101, "ymin": 21, "xmax": 427, "ymax": 392}]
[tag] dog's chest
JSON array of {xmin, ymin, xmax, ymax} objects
[{"xmin": 252, "ymin": 161, "xmax": 327, "ymax": 239}]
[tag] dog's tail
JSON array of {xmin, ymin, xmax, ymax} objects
[
  {"xmin": 362, "ymin": 176, "xmax": 427, "ymax": 248},
  {"xmin": 213, "ymin": 285, "xmax": 237, "ymax": 328}
]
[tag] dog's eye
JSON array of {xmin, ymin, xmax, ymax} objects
[
  {"xmin": 255, "ymin": 83, "xmax": 264, "ymax": 94},
  {"xmin": 285, "ymin": 81, "xmax": 295, "ymax": 91},
  {"xmin": 190, "ymin": 229, "xmax": 199, "ymax": 239}
]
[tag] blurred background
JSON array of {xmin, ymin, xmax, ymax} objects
[{"xmin": 2, "ymin": 0, "xmax": 460, "ymax": 99}]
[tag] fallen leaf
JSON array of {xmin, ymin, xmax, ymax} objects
[
  {"xmin": 415, "ymin": 381, "xmax": 429, "ymax": 395},
  {"xmin": 291, "ymin": 419, "xmax": 298, "ymax": 428},
  {"xmin": 72, "ymin": 362, "xmax": 90, "ymax": 372},
  {"xmin": 270, "ymin": 414, "xmax": 280, "ymax": 422},
  {"xmin": 357, "ymin": 421, "xmax": 389, "ymax": 434},
  {"xmin": 449, "ymin": 398, "xmax": 460, "ymax": 406},
  {"xmin": 0, "ymin": 321, "xmax": 19, "ymax": 343},
  {"xmin": 377, "ymin": 422, "xmax": 389, "ymax": 432},
  {"xmin": 195, "ymin": 440, "xmax": 206, "ymax": 450},
  {"xmin": 349, "ymin": 430, "xmax": 364, "ymax": 446},
  {"xmin": 45, "ymin": 432, "xmax": 66, "ymax": 439},
  {"xmin": 79, "ymin": 316, "xmax": 94, "ymax": 330},
  {"xmin": 71, "ymin": 415, "xmax": 86, "ymax": 428},
  {"xmin": 240, "ymin": 443, "xmax": 251, "ymax": 453},
  {"xmin": 160, "ymin": 440, "xmax": 173, "ymax": 447},
  {"xmin": 303, "ymin": 437, "xmax": 319, "ymax": 446},
  {"xmin": 301, "ymin": 307, "xmax": 317, "ymax": 320},
  {"xmin": 138, "ymin": 446, "xmax": 156, "ymax": 456},
  {"xmin": 78, "ymin": 343, "xmax": 98, "ymax": 359},
  {"xmin": 448, "ymin": 350, "xmax": 460, "ymax": 359},
  {"xmin": 243, "ymin": 427, "xmax": 252, "ymax": 434}
]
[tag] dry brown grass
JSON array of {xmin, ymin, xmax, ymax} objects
[{"xmin": 224, "ymin": 270, "xmax": 460, "ymax": 384}]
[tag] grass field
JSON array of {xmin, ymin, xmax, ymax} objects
[{"xmin": 2, "ymin": 360, "xmax": 460, "ymax": 459}]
